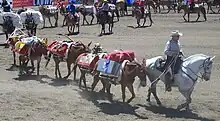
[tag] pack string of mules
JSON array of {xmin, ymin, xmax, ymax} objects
[{"xmin": 0, "ymin": 27, "xmax": 216, "ymax": 111}]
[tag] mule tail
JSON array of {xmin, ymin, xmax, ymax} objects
[
  {"xmin": 201, "ymin": 7, "xmax": 207, "ymax": 21},
  {"xmin": 45, "ymin": 52, "xmax": 52, "ymax": 68}
]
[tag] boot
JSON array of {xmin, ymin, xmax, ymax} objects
[{"xmin": 165, "ymin": 72, "xmax": 172, "ymax": 92}]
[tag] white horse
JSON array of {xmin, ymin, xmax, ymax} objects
[{"xmin": 144, "ymin": 54, "xmax": 215, "ymax": 111}]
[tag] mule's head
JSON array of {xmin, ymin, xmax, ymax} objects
[
  {"xmin": 32, "ymin": 38, "xmax": 48, "ymax": 58},
  {"xmin": 81, "ymin": 41, "xmax": 92, "ymax": 53},
  {"xmin": 25, "ymin": 13, "xmax": 35, "ymax": 28},
  {"xmin": 125, "ymin": 59, "xmax": 147, "ymax": 87},
  {"xmin": 136, "ymin": 58, "xmax": 147, "ymax": 87},
  {"xmin": 201, "ymin": 56, "xmax": 215, "ymax": 81}
]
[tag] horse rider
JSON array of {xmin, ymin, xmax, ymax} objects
[
  {"xmin": 163, "ymin": 30, "xmax": 184, "ymax": 92},
  {"xmin": 100, "ymin": 0, "xmax": 111, "ymax": 16},
  {"xmin": 134, "ymin": 0, "xmax": 145, "ymax": 17},
  {"xmin": 139, "ymin": 0, "xmax": 145, "ymax": 18},
  {"xmin": 66, "ymin": 0, "xmax": 77, "ymax": 19},
  {"xmin": 1, "ymin": 0, "xmax": 11, "ymax": 12}
]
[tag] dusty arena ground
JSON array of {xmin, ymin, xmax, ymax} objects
[{"xmin": 0, "ymin": 7, "xmax": 220, "ymax": 121}]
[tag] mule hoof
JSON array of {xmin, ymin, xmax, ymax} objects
[{"xmin": 157, "ymin": 101, "xmax": 162, "ymax": 105}]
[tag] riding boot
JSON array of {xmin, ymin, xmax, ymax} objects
[
  {"xmin": 141, "ymin": 7, "xmax": 145, "ymax": 18},
  {"xmin": 165, "ymin": 71, "xmax": 172, "ymax": 92}
]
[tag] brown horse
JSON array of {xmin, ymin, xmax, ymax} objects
[
  {"xmin": 177, "ymin": 4, "xmax": 207, "ymax": 22},
  {"xmin": 155, "ymin": 0, "xmax": 177, "ymax": 13},
  {"xmin": 39, "ymin": 5, "xmax": 59, "ymax": 28},
  {"xmin": 18, "ymin": 39, "xmax": 48, "ymax": 76},
  {"xmin": 132, "ymin": 6, "xmax": 153, "ymax": 27},
  {"xmin": 65, "ymin": 13, "xmax": 80, "ymax": 34},
  {"xmin": 45, "ymin": 41, "xmax": 92, "ymax": 81},
  {"xmin": 91, "ymin": 60, "xmax": 147, "ymax": 103}
]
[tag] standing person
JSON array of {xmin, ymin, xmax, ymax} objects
[{"xmin": 163, "ymin": 30, "xmax": 184, "ymax": 92}]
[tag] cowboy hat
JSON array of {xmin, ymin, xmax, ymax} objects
[{"xmin": 171, "ymin": 30, "xmax": 183, "ymax": 37}]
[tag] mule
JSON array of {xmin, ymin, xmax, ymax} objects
[
  {"xmin": 91, "ymin": 60, "xmax": 147, "ymax": 103},
  {"xmin": 1, "ymin": 16, "xmax": 15, "ymax": 40},
  {"xmin": 65, "ymin": 13, "xmax": 80, "ymax": 34},
  {"xmin": 45, "ymin": 41, "xmax": 92, "ymax": 81},
  {"xmin": 132, "ymin": 6, "xmax": 153, "ymax": 27},
  {"xmin": 25, "ymin": 13, "xmax": 38, "ymax": 36},
  {"xmin": 177, "ymin": 4, "xmax": 207, "ymax": 22},
  {"xmin": 77, "ymin": 52, "xmax": 107, "ymax": 90},
  {"xmin": 39, "ymin": 5, "xmax": 59, "ymax": 28},
  {"xmin": 78, "ymin": 5, "xmax": 97, "ymax": 25},
  {"xmin": 98, "ymin": 10, "xmax": 114, "ymax": 35},
  {"xmin": 18, "ymin": 38, "xmax": 48, "ymax": 76},
  {"xmin": 145, "ymin": 54, "xmax": 215, "ymax": 111}
]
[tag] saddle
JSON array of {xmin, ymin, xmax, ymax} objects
[
  {"xmin": 155, "ymin": 57, "xmax": 183, "ymax": 75},
  {"xmin": 189, "ymin": 3, "xmax": 199, "ymax": 12}
]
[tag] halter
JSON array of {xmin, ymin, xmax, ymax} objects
[{"xmin": 181, "ymin": 57, "xmax": 212, "ymax": 82}]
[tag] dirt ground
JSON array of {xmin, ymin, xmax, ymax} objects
[{"xmin": 0, "ymin": 7, "xmax": 220, "ymax": 121}]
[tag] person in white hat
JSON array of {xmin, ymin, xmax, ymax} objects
[{"xmin": 163, "ymin": 30, "xmax": 184, "ymax": 92}]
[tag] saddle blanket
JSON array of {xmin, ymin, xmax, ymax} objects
[
  {"xmin": 83, "ymin": 5, "xmax": 97, "ymax": 14},
  {"xmin": 13, "ymin": 36, "xmax": 47, "ymax": 56},
  {"xmin": 77, "ymin": 53, "xmax": 101, "ymax": 70},
  {"xmin": 20, "ymin": 10, "xmax": 43, "ymax": 24},
  {"xmin": 103, "ymin": 50, "xmax": 135, "ymax": 63},
  {"xmin": 47, "ymin": 40, "xmax": 79, "ymax": 58},
  {"xmin": 46, "ymin": 5, "xmax": 58, "ymax": 13},
  {"xmin": 13, "ymin": 41, "xmax": 29, "ymax": 56},
  {"xmin": 0, "ymin": 12, "xmax": 22, "ymax": 28}
]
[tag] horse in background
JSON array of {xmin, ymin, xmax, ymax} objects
[
  {"xmin": 177, "ymin": 3, "xmax": 207, "ymax": 22},
  {"xmin": 1, "ymin": 16, "xmax": 15, "ymax": 40},
  {"xmin": 39, "ymin": 5, "xmax": 59, "ymax": 28},
  {"xmin": 24, "ymin": 13, "xmax": 38, "ymax": 36}
]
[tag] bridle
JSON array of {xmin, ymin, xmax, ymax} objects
[{"xmin": 181, "ymin": 57, "xmax": 212, "ymax": 82}]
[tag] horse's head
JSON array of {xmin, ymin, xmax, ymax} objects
[
  {"xmin": 201, "ymin": 56, "xmax": 215, "ymax": 81},
  {"xmin": 2, "ymin": 16, "xmax": 14, "ymax": 32}
]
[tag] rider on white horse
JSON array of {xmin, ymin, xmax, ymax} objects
[{"xmin": 163, "ymin": 30, "xmax": 184, "ymax": 92}]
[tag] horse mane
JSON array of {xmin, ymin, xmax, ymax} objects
[{"xmin": 183, "ymin": 54, "xmax": 209, "ymax": 62}]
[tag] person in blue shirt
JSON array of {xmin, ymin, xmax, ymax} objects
[
  {"xmin": 66, "ymin": 1, "xmax": 76, "ymax": 17},
  {"xmin": 163, "ymin": 30, "xmax": 184, "ymax": 92},
  {"xmin": 1, "ymin": 0, "xmax": 11, "ymax": 12}
]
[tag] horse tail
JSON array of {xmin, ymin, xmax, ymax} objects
[
  {"xmin": 45, "ymin": 51, "xmax": 52, "ymax": 68},
  {"xmin": 201, "ymin": 6, "xmax": 207, "ymax": 21}
]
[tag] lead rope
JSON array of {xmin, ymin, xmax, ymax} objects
[{"xmin": 149, "ymin": 54, "xmax": 179, "ymax": 88}]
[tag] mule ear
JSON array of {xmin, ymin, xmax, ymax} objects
[
  {"xmin": 210, "ymin": 56, "xmax": 215, "ymax": 61},
  {"xmin": 142, "ymin": 58, "xmax": 146, "ymax": 66},
  {"xmin": 88, "ymin": 41, "xmax": 92, "ymax": 47}
]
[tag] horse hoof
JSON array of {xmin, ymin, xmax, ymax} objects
[
  {"xmin": 146, "ymin": 98, "xmax": 150, "ymax": 102},
  {"xmin": 177, "ymin": 105, "xmax": 183, "ymax": 111}
]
